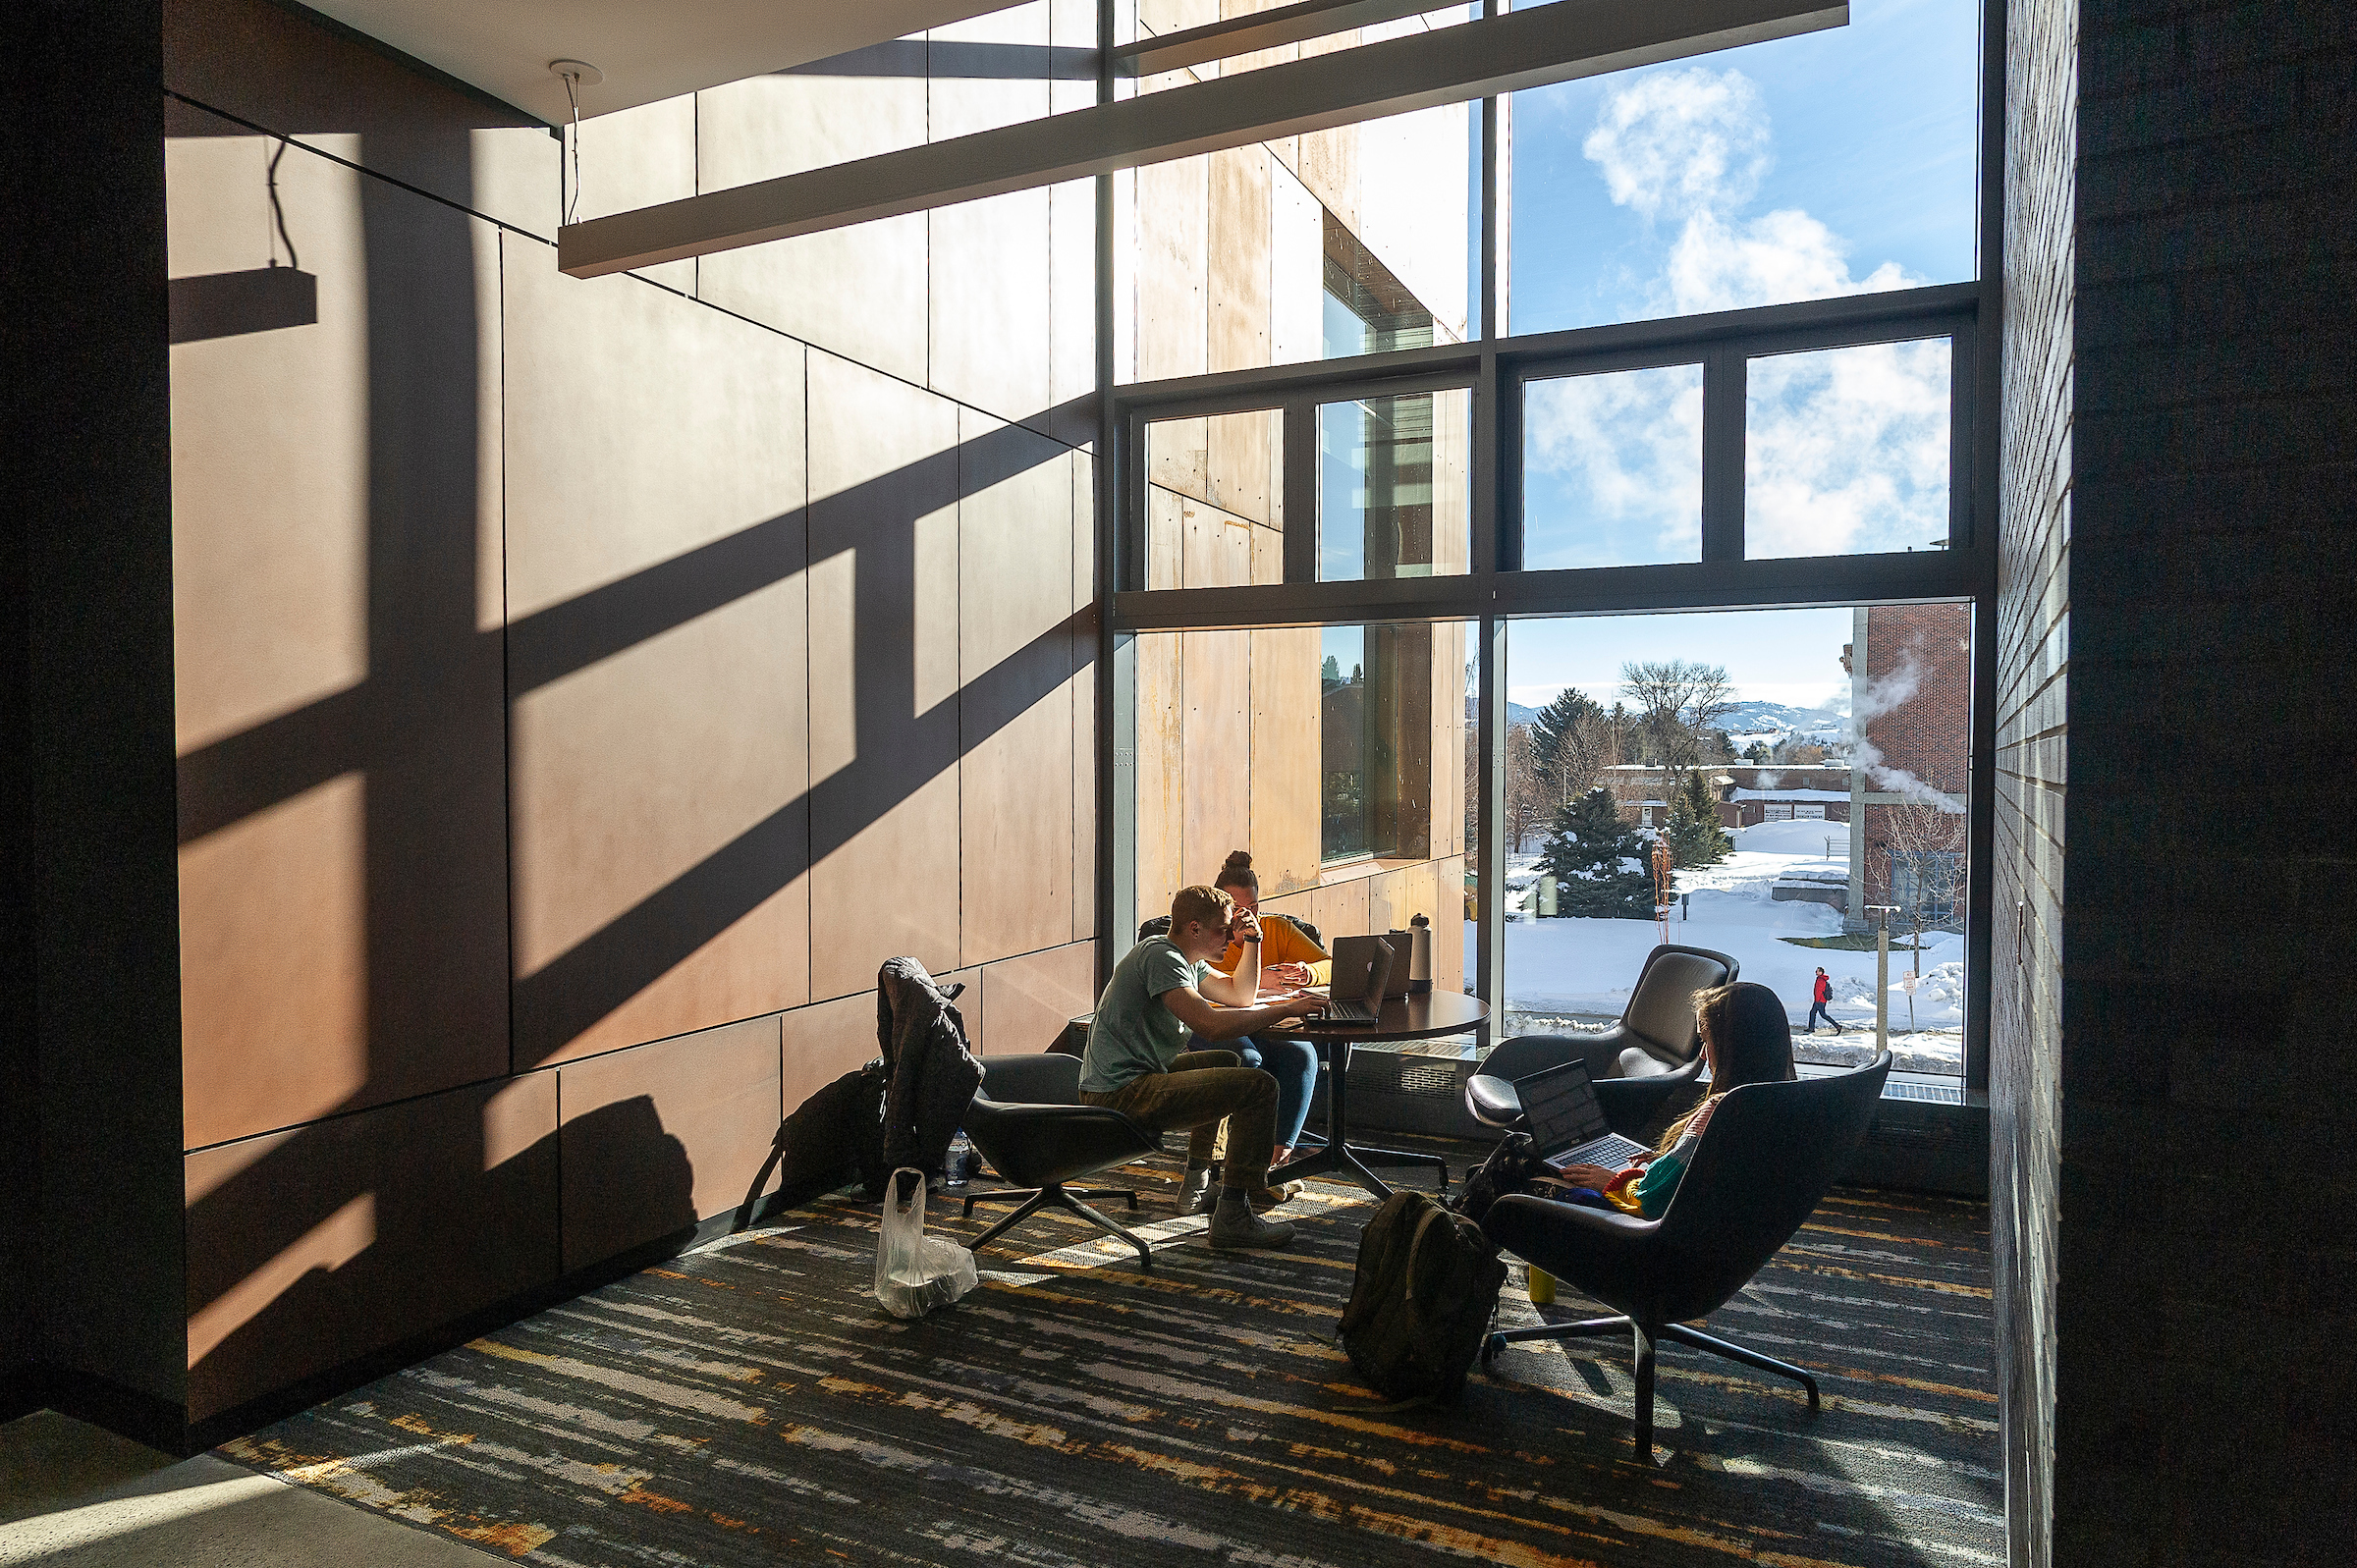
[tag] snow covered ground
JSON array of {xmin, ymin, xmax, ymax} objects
[{"xmin": 1476, "ymin": 818, "xmax": 1965, "ymax": 1074}]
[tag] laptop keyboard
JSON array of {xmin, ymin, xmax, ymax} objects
[
  {"xmin": 1546, "ymin": 1131, "xmax": 1650, "ymax": 1171},
  {"xmin": 1324, "ymin": 998, "xmax": 1379, "ymax": 1023}
]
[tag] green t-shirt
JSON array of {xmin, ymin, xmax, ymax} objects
[{"xmin": 1078, "ymin": 937, "xmax": 1208, "ymax": 1094}]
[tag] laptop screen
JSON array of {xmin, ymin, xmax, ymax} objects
[{"xmin": 1515, "ymin": 1059, "xmax": 1614, "ymax": 1160}]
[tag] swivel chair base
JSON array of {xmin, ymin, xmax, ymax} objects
[
  {"xmin": 964, "ymin": 1184, "xmax": 1153, "ymax": 1270},
  {"xmin": 1482, "ymin": 1314, "xmax": 1820, "ymax": 1457}
]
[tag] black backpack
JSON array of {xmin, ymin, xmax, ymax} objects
[
  {"xmin": 1337, "ymin": 1191, "xmax": 1508, "ymax": 1404},
  {"xmin": 734, "ymin": 1059, "xmax": 892, "ymax": 1231}
]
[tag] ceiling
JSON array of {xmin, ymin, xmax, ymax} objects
[{"xmin": 305, "ymin": 1, "xmax": 1023, "ymax": 122}]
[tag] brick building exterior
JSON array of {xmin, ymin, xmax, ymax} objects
[{"xmin": 1858, "ymin": 603, "xmax": 1972, "ymax": 924}]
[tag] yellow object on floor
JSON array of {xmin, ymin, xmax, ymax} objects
[{"xmin": 1527, "ymin": 1266, "xmax": 1556, "ymax": 1306}]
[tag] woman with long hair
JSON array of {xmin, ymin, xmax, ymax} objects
[{"xmin": 1552, "ymin": 980, "xmax": 1797, "ymax": 1218}]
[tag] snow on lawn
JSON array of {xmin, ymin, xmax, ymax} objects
[{"xmin": 1472, "ymin": 817, "xmax": 1965, "ymax": 1048}]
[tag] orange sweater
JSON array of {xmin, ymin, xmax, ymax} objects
[{"xmin": 1209, "ymin": 914, "xmax": 1332, "ymax": 986}]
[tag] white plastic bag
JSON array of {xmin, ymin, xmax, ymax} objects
[{"xmin": 874, "ymin": 1168, "xmax": 978, "ymax": 1319}]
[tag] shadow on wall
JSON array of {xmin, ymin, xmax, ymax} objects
[
  {"xmin": 187, "ymin": 1096, "xmax": 693, "ymax": 1421},
  {"xmin": 168, "ymin": 64, "xmax": 1087, "ymax": 1423}
]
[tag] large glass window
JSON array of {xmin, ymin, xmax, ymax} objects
[
  {"xmin": 1507, "ymin": 0, "xmax": 1980, "ymax": 336},
  {"xmin": 1127, "ymin": 620, "xmax": 1470, "ymax": 991},
  {"xmin": 1499, "ymin": 604, "xmax": 1971, "ymax": 1076},
  {"xmin": 1746, "ymin": 339, "xmax": 1953, "ymax": 558},
  {"xmin": 1319, "ymin": 388, "xmax": 1471, "ymax": 580},
  {"xmin": 1521, "ymin": 362, "xmax": 1705, "ymax": 569}
]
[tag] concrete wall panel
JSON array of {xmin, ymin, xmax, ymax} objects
[
  {"xmin": 1133, "ymin": 631, "xmax": 1185, "ymax": 924},
  {"xmin": 558, "ymin": 1015, "xmax": 781, "ymax": 1271},
  {"xmin": 1270, "ymin": 160, "xmax": 1325, "ymax": 365},
  {"xmin": 1207, "ymin": 407, "xmax": 1277, "ymax": 525},
  {"xmin": 1180, "ymin": 494, "xmax": 1255, "ymax": 588},
  {"xmin": 932, "ymin": 189, "xmax": 1055, "ymax": 420}
]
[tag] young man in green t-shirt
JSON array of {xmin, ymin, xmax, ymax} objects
[{"xmin": 1079, "ymin": 885, "xmax": 1325, "ymax": 1250}]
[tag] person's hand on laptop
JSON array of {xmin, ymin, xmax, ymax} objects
[{"xmin": 1553, "ymin": 1158, "xmax": 1649, "ymax": 1191}]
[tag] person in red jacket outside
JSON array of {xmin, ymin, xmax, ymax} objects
[{"xmin": 1805, "ymin": 966, "xmax": 1842, "ymax": 1034}]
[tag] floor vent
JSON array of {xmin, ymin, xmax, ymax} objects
[{"xmin": 1883, "ymin": 1080, "xmax": 1965, "ymax": 1105}]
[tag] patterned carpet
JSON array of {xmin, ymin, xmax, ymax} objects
[{"xmin": 220, "ymin": 1139, "xmax": 2001, "ymax": 1567}]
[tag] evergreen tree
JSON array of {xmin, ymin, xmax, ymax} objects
[
  {"xmin": 1743, "ymin": 739, "xmax": 1771, "ymax": 763},
  {"xmin": 1540, "ymin": 787, "xmax": 1657, "ymax": 918},
  {"xmin": 1665, "ymin": 770, "xmax": 1732, "ymax": 868}
]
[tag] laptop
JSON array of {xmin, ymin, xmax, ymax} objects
[
  {"xmin": 1514, "ymin": 1058, "xmax": 1652, "ymax": 1173},
  {"xmin": 1322, "ymin": 935, "xmax": 1395, "ymax": 1024}
]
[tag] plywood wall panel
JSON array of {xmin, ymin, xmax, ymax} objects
[
  {"xmin": 1208, "ymin": 147, "xmax": 1272, "ymax": 376},
  {"xmin": 1179, "ymin": 629, "xmax": 1252, "ymax": 887},
  {"xmin": 172, "ymin": 130, "xmax": 510, "ymax": 1144},
  {"xmin": 1133, "ymin": 631, "xmax": 1185, "ymax": 924},
  {"xmin": 781, "ymin": 992, "xmax": 882, "ymax": 1115},
  {"xmin": 982, "ymin": 942, "xmax": 1100, "ymax": 1057},
  {"xmin": 185, "ymin": 1073, "xmax": 559, "ymax": 1423},
  {"xmin": 958, "ymin": 419, "xmax": 1077, "ymax": 977},
  {"xmin": 1208, "ymin": 408, "xmax": 1276, "ymax": 525},
  {"xmin": 1249, "ymin": 626, "xmax": 1322, "ymax": 895},
  {"xmin": 1180, "ymin": 496, "xmax": 1255, "ymax": 588},
  {"xmin": 558, "ymin": 1015, "xmax": 781, "ymax": 1271},
  {"xmin": 502, "ymin": 237, "xmax": 811, "ymax": 1066},
  {"xmin": 695, "ymin": 75, "xmax": 928, "ymax": 384},
  {"xmin": 572, "ymin": 96, "xmax": 697, "ymax": 294},
  {"xmin": 808, "ymin": 351, "xmax": 963, "ymax": 999},
  {"xmin": 1149, "ymin": 416, "xmax": 1210, "ymax": 506},
  {"xmin": 1136, "ymin": 156, "xmax": 1208, "ymax": 382}
]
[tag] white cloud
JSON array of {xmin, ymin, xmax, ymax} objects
[
  {"xmin": 1545, "ymin": 67, "xmax": 1952, "ymax": 560},
  {"xmin": 1582, "ymin": 68, "xmax": 1770, "ymax": 220}
]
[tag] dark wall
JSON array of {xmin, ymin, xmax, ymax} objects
[
  {"xmin": 3, "ymin": 0, "xmax": 189, "ymax": 1422},
  {"xmin": 1990, "ymin": 0, "xmax": 2074, "ymax": 1557},
  {"xmin": 1998, "ymin": 1, "xmax": 2357, "ymax": 1562}
]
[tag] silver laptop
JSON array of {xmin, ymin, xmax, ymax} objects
[
  {"xmin": 1323, "ymin": 936, "xmax": 1395, "ymax": 1025},
  {"xmin": 1515, "ymin": 1058, "xmax": 1651, "ymax": 1172}
]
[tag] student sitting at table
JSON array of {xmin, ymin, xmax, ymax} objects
[
  {"xmin": 1207, "ymin": 851, "xmax": 1327, "ymax": 1183},
  {"xmin": 1078, "ymin": 885, "xmax": 1324, "ymax": 1250},
  {"xmin": 1549, "ymin": 980, "xmax": 1796, "ymax": 1218}
]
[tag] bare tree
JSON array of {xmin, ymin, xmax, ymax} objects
[
  {"xmin": 1618, "ymin": 660, "xmax": 1737, "ymax": 785},
  {"xmin": 1878, "ymin": 799, "xmax": 1969, "ymax": 974},
  {"xmin": 1504, "ymin": 724, "xmax": 1550, "ymax": 852}
]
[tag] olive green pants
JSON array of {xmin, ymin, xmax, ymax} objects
[{"xmin": 1079, "ymin": 1050, "xmax": 1277, "ymax": 1191}]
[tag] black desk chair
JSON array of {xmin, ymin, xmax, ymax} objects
[
  {"xmin": 1464, "ymin": 944, "xmax": 1736, "ymax": 1140},
  {"xmin": 959, "ymin": 1054, "xmax": 1159, "ymax": 1269},
  {"xmin": 1480, "ymin": 1053, "xmax": 1891, "ymax": 1456}
]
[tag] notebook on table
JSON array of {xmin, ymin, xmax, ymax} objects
[
  {"xmin": 1322, "ymin": 936, "xmax": 1395, "ymax": 1025},
  {"xmin": 1514, "ymin": 1058, "xmax": 1651, "ymax": 1173}
]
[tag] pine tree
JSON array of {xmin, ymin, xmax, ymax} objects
[
  {"xmin": 1665, "ymin": 770, "xmax": 1732, "ymax": 868},
  {"xmin": 1540, "ymin": 787, "xmax": 1657, "ymax": 918}
]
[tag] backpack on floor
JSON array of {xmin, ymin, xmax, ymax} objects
[{"xmin": 1337, "ymin": 1190, "xmax": 1508, "ymax": 1405}]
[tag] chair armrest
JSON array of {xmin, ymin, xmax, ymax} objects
[{"xmin": 1482, "ymin": 1191, "xmax": 1660, "ymax": 1314}]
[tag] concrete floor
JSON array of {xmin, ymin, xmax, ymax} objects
[{"xmin": 0, "ymin": 1412, "xmax": 491, "ymax": 1567}]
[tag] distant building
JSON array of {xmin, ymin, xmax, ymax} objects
[{"xmin": 1847, "ymin": 604, "xmax": 1973, "ymax": 931}]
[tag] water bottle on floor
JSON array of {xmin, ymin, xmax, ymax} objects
[{"xmin": 946, "ymin": 1130, "xmax": 976, "ymax": 1186}]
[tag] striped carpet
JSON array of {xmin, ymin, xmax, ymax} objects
[{"xmin": 219, "ymin": 1140, "xmax": 2001, "ymax": 1567}]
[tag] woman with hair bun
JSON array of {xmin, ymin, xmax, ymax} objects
[{"xmin": 1205, "ymin": 851, "xmax": 1328, "ymax": 1182}]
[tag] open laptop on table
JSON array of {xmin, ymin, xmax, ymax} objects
[
  {"xmin": 1320, "ymin": 936, "xmax": 1395, "ymax": 1025},
  {"xmin": 1514, "ymin": 1057, "xmax": 1651, "ymax": 1173}
]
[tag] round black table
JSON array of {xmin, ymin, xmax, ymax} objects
[{"xmin": 1262, "ymin": 992, "xmax": 1491, "ymax": 1201}]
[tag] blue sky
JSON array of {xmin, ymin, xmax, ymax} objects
[
  {"xmin": 1507, "ymin": 0, "xmax": 1981, "ymax": 335},
  {"xmin": 1504, "ymin": 608, "xmax": 1858, "ymax": 713},
  {"xmin": 1498, "ymin": 0, "xmax": 1979, "ymax": 571}
]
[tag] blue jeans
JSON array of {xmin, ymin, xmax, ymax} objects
[{"xmin": 1234, "ymin": 1035, "xmax": 1319, "ymax": 1150}]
